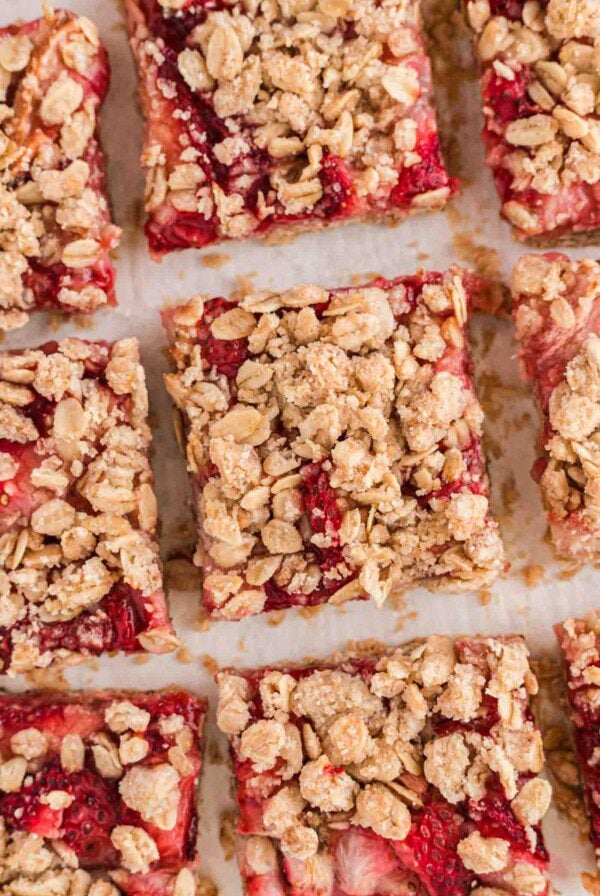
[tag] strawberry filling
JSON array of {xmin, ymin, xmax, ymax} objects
[
  {"xmin": 468, "ymin": 785, "xmax": 548, "ymax": 862},
  {"xmin": 262, "ymin": 464, "xmax": 356, "ymax": 611},
  {"xmin": 392, "ymin": 134, "xmax": 456, "ymax": 205},
  {"xmin": 482, "ymin": 68, "xmax": 535, "ymax": 126},
  {"xmin": 300, "ymin": 462, "xmax": 342, "ymax": 542},
  {"xmin": 24, "ymin": 253, "xmax": 117, "ymax": 314}
]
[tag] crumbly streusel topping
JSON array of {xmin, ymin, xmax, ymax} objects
[
  {"xmin": 465, "ymin": 0, "xmax": 600, "ymax": 236},
  {"xmin": 558, "ymin": 613, "xmax": 600, "ymax": 703},
  {"xmin": 0, "ymin": 338, "xmax": 176, "ymax": 675},
  {"xmin": 0, "ymin": 693, "xmax": 203, "ymax": 894},
  {"xmin": 0, "ymin": 7, "xmax": 120, "ymax": 331},
  {"xmin": 217, "ymin": 636, "xmax": 550, "ymax": 890},
  {"xmin": 164, "ymin": 273, "xmax": 504, "ymax": 619},
  {"xmin": 513, "ymin": 254, "xmax": 600, "ymax": 555},
  {"xmin": 127, "ymin": 0, "xmax": 452, "ymax": 245}
]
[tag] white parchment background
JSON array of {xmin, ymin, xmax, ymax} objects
[{"xmin": 2, "ymin": 0, "xmax": 599, "ymax": 892}]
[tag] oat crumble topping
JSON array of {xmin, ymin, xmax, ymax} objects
[
  {"xmin": 163, "ymin": 270, "xmax": 504, "ymax": 620},
  {"xmin": 512, "ymin": 252, "xmax": 600, "ymax": 561},
  {"xmin": 0, "ymin": 689, "xmax": 206, "ymax": 895},
  {"xmin": 0, "ymin": 8, "xmax": 121, "ymax": 331},
  {"xmin": 0, "ymin": 337, "xmax": 178, "ymax": 675},
  {"xmin": 464, "ymin": 0, "xmax": 600, "ymax": 243},
  {"xmin": 217, "ymin": 635, "xmax": 551, "ymax": 896},
  {"xmin": 124, "ymin": 0, "xmax": 456, "ymax": 256}
]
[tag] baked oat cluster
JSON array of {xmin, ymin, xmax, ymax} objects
[
  {"xmin": 465, "ymin": 0, "xmax": 600, "ymax": 243},
  {"xmin": 163, "ymin": 270, "xmax": 504, "ymax": 620},
  {"xmin": 0, "ymin": 337, "xmax": 178, "ymax": 676},
  {"xmin": 124, "ymin": 0, "xmax": 456, "ymax": 256},
  {"xmin": 556, "ymin": 614, "xmax": 600, "ymax": 867},
  {"xmin": 217, "ymin": 636, "xmax": 551, "ymax": 896},
  {"xmin": 0, "ymin": 7, "xmax": 121, "ymax": 331},
  {"xmin": 0, "ymin": 689, "xmax": 206, "ymax": 895},
  {"xmin": 512, "ymin": 253, "xmax": 600, "ymax": 561}
]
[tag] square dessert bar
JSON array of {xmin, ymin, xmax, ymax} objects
[
  {"xmin": 163, "ymin": 270, "xmax": 504, "ymax": 621},
  {"xmin": 556, "ymin": 614, "xmax": 600, "ymax": 866},
  {"xmin": 125, "ymin": 0, "xmax": 457, "ymax": 257},
  {"xmin": 0, "ymin": 689, "xmax": 206, "ymax": 895},
  {"xmin": 464, "ymin": 0, "xmax": 600, "ymax": 244},
  {"xmin": 0, "ymin": 8, "xmax": 121, "ymax": 331},
  {"xmin": 512, "ymin": 253, "xmax": 600, "ymax": 561},
  {"xmin": 0, "ymin": 337, "xmax": 178, "ymax": 676},
  {"xmin": 217, "ymin": 635, "xmax": 552, "ymax": 896}
]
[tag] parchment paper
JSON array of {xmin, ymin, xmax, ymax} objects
[{"xmin": 1, "ymin": 0, "xmax": 597, "ymax": 892}]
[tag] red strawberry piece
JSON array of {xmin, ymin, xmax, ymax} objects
[
  {"xmin": 0, "ymin": 760, "xmax": 118, "ymax": 863},
  {"xmin": 117, "ymin": 868, "xmax": 195, "ymax": 896},
  {"xmin": 334, "ymin": 826, "xmax": 411, "ymax": 896},
  {"xmin": 247, "ymin": 870, "xmax": 288, "ymax": 896},
  {"xmin": 61, "ymin": 768, "xmax": 120, "ymax": 866},
  {"xmin": 140, "ymin": 778, "xmax": 197, "ymax": 864},
  {"xmin": 284, "ymin": 850, "xmax": 334, "ymax": 895},
  {"xmin": 392, "ymin": 798, "xmax": 474, "ymax": 896}
]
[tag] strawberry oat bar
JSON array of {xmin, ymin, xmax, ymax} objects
[
  {"xmin": 512, "ymin": 253, "xmax": 600, "ymax": 561},
  {"xmin": 0, "ymin": 337, "xmax": 178, "ymax": 676},
  {"xmin": 464, "ymin": 0, "xmax": 600, "ymax": 244},
  {"xmin": 163, "ymin": 271, "xmax": 504, "ymax": 621},
  {"xmin": 217, "ymin": 635, "xmax": 552, "ymax": 896},
  {"xmin": 124, "ymin": 0, "xmax": 457, "ymax": 257},
  {"xmin": 556, "ymin": 614, "xmax": 600, "ymax": 866},
  {"xmin": 0, "ymin": 689, "xmax": 206, "ymax": 895},
  {"xmin": 0, "ymin": 7, "xmax": 121, "ymax": 331}
]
